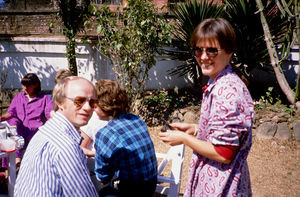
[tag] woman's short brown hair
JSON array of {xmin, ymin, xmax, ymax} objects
[
  {"xmin": 190, "ymin": 18, "xmax": 236, "ymax": 54},
  {"xmin": 95, "ymin": 79, "xmax": 129, "ymax": 118},
  {"xmin": 190, "ymin": 18, "xmax": 249, "ymax": 85}
]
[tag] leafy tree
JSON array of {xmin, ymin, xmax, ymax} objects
[
  {"xmin": 255, "ymin": 0, "xmax": 299, "ymax": 106},
  {"xmin": 89, "ymin": 0, "xmax": 173, "ymax": 106},
  {"xmin": 166, "ymin": 0, "xmax": 292, "ymax": 103},
  {"xmin": 165, "ymin": 0, "xmax": 224, "ymax": 87},
  {"xmin": 224, "ymin": 0, "xmax": 288, "ymax": 76},
  {"xmin": 275, "ymin": 0, "xmax": 299, "ymax": 104},
  {"xmin": 58, "ymin": 0, "xmax": 91, "ymax": 76}
]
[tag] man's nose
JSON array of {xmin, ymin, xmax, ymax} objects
[{"xmin": 82, "ymin": 100, "xmax": 93, "ymax": 110}]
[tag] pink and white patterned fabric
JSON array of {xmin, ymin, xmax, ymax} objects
[{"xmin": 184, "ymin": 65, "xmax": 254, "ymax": 197}]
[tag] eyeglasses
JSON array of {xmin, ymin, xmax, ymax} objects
[
  {"xmin": 192, "ymin": 47, "xmax": 222, "ymax": 58},
  {"xmin": 64, "ymin": 96, "xmax": 98, "ymax": 109}
]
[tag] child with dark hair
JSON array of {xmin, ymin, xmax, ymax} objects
[{"xmin": 94, "ymin": 79, "xmax": 157, "ymax": 197}]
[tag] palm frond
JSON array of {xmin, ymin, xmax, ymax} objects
[{"xmin": 162, "ymin": 0, "xmax": 224, "ymax": 85}]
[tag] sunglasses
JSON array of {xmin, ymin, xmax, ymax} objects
[
  {"xmin": 64, "ymin": 96, "xmax": 98, "ymax": 109},
  {"xmin": 192, "ymin": 47, "xmax": 222, "ymax": 58}
]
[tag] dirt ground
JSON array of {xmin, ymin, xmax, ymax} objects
[{"xmin": 150, "ymin": 126, "xmax": 300, "ymax": 197}]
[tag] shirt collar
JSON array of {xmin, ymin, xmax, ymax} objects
[
  {"xmin": 202, "ymin": 65, "xmax": 233, "ymax": 94},
  {"xmin": 53, "ymin": 112, "xmax": 82, "ymax": 145}
]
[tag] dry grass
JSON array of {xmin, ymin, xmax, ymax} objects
[{"xmin": 150, "ymin": 126, "xmax": 193, "ymax": 197}]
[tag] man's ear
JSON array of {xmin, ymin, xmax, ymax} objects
[{"xmin": 56, "ymin": 102, "xmax": 64, "ymax": 111}]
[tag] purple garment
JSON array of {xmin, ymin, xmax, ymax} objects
[
  {"xmin": 6, "ymin": 92, "xmax": 53, "ymax": 158},
  {"xmin": 184, "ymin": 65, "xmax": 254, "ymax": 197}
]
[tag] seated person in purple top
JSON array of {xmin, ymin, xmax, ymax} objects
[{"xmin": 0, "ymin": 73, "xmax": 54, "ymax": 168}]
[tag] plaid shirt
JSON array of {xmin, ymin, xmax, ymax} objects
[{"xmin": 94, "ymin": 113, "xmax": 157, "ymax": 184}]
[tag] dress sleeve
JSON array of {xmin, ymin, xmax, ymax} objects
[
  {"xmin": 209, "ymin": 82, "xmax": 249, "ymax": 146},
  {"xmin": 7, "ymin": 94, "xmax": 20, "ymax": 117},
  {"xmin": 54, "ymin": 144, "xmax": 98, "ymax": 197},
  {"xmin": 214, "ymin": 144, "xmax": 239, "ymax": 160}
]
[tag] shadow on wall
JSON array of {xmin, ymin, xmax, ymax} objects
[
  {"xmin": 248, "ymin": 45, "xmax": 299, "ymax": 103},
  {"xmin": 146, "ymin": 58, "xmax": 193, "ymax": 90},
  {"xmin": 1, "ymin": 37, "xmax": 298, "ymax": 97},
  {"xmin": 281, "ymin": 46, "xmax": 299, "ymax": 88},
  {"xmin": 0, "ymin": 37, "xmax": 58, "ymax": 91}
]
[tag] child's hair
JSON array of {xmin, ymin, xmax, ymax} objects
[
  {"xmin": 95, "ymin": 79, "xmax": 129, "ymax": 118},
  {"xmin": 54, "ymin": 69, "xmax": 73, "ymax": 84},
  {"xmin": 21, "ymin": 73, "xmax": 41, "ymax": 94}
]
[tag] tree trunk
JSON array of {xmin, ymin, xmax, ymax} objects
[
  {"xmin": 255, "ymin": 0, "xmax": 295, "ymax": 104},
  {"xmin": 67, "ymin": 38, "xmax": 78, "ymax": 76},
  {"xmin": 293, "ymin": 0, "xmax": 300, "ymax": 102}
]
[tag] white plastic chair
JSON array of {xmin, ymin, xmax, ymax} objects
[{"xmin": 155, "ymin": 144, "xmax": 185, "ymax": 197}]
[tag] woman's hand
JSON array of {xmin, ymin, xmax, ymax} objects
[
  {"xmin": 169, "ymin": 122, "xmax": 198, "ymax": 136},
  {"xmin": 158, "ymin": 130, "xmax": 188, "ymax": 146}
]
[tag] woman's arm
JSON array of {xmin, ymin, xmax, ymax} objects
[
  {"xmin": 0, "ymin": 113, "xmax": 13, "ymax": 122},
  {"xmin": 159, "ymin": 130, "xmax": 232, "ymax": 164}
]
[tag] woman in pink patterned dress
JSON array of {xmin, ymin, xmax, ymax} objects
[{"xmin": 159, "ymin": 18, "xmax": 254, "ymax": 196}]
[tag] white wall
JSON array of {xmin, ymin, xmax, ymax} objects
[
  {"xmin": 281, "ymin": 45, "xmax": 299, "ymax": 88},
  {"xmin": 0, "ymin": 36, "xmax": 192, "ymax": 91}
]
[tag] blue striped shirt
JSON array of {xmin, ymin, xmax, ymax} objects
[
  {"xmin": 14, "ymin": 112, "xmax": 98, "ymax": 197},
  {"xmin": 94, "ymin": 113, "xmax": 157, "ymax": 184}
]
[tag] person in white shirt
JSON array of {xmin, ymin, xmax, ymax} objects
[
  {"xmin": 80, "ymin": 105, "xmax": 109, "ymax": 193},
  {"xmin": 80, "ymin": 111, "xmax": 108, "ymax": 157}
]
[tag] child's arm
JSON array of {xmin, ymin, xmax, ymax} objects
[{"xmin": 80, "ymin": 129, "xmax": 95, "ymax": 157}]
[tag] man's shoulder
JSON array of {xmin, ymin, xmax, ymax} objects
[
  {"xmin": 119, "ymin": 113, "xmax": 144, "ymax": 123},
  {"xmin": 41, "ymin": 117, "xmax": 80, "ymax": 150},
  {"xmin": 109, "ymin": 114, "xmax": 145, "ymax": 130}
]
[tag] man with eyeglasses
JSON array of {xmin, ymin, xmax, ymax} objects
[{"xmin": 14, "ymin": 76, "xmax": 99, "ymax": 197}]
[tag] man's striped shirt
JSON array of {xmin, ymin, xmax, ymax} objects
[{"xmin": 14, "ymin": 112, "xmax": 98, "ymax": 197}]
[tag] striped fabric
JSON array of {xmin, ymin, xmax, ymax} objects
[{"xmin": 14, "ymin": 112, "xmax": 98, "ymax": 197}]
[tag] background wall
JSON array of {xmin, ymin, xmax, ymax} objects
[{"xmin": 0, "ymin": 36, "xmax": 192, "ymax": 91}]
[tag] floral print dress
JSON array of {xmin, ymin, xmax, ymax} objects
[{"xmin": 184, "ymin": 65, "xmax": 254, "ymax": 197}]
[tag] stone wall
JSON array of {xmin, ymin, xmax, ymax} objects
[
  {"xmin": 153, "ymin": 103, "xmax": 300, "ymax": 142},
  {"xmin": 0, "ymin": 11, "xmax": 61, "ymax": 36}
]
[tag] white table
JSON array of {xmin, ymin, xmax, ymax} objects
[{"xmin": 0, "ymin": 151, "xmax": 16, "ymax": 197}]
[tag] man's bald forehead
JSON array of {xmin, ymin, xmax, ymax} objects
[
  {"xmin": 65, "ymin": 77, "xmax": 93, "ymax": 88},
  {"xmin": 64, "ymin": 77, "xmax": 96, "ymax": 96}
]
